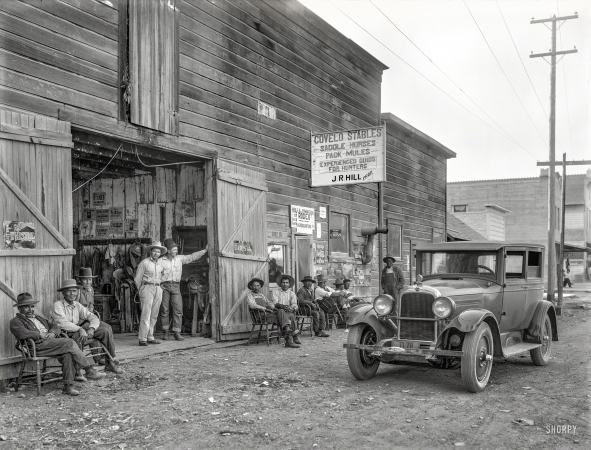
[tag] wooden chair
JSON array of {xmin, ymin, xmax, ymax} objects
[
  {"xmin": 84, "ymin": 337, "xmax": 113, "ymax": 365},
  {"xmin": 318, "ymin": 297, "xmax": 345, "ymax": 330},
  {"xmin": 296, "ymin": 304, "xmax": 314, "ymax": 337},
  {"xmin": 14, "ymin": 338, "xmax": 64, "ymax": 396},
  {"xmin": 247, "ymin": 309, "xmax": 282, "ymax": 346}
]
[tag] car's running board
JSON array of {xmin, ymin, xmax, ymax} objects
[{"xmin": 502, "ymin": 342, "xmax": 542, "ymax": 358}]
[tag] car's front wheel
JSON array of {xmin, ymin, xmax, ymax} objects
[
  {"xmin": 346, "ymin": 324, "xmax": 380, "ymax": 380},
  {"xmin": 461, "ymin": 322, "xmax": 493, "ymax": 393},
  {"xmin": 530, "ymin": 314, "xmax": 553, "ymax": 366}
]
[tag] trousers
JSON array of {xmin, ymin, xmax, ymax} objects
[
  {"xmin": 138, "ymin": 284, "xmax": 162, "ymax": 342},
  {"xmin": 310, "ymin": 309, "xmax": 326, "ymax": 333},
  {"xmin": 68, "ymin": 321, "xmax": 117, "ymax": 361},
  {"xmin": 35, "ymin": 337, "xmax": 91, "ymax": 384},
  {"xmin": 265, "ymin": 309, "xmax": 297, "ymax": 334},
  {"xmin": 161, "ymin": 282, "xmax": 183, "ymax": 332}
]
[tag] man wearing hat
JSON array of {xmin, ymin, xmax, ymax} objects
[
  {"xmin": 134, "ymin": 241, "xmax": 167, "ymax": 346},
  {"xmin": 53, "ymin": 279, "xmax": 123, "ymax": 375},
  {"xmin": 160, "ymin": 238, "xmax": 208, "ymax": 341},
  {"xmin": 247, "ymin": 277, "xmax": 300, "ymax": 348},
  {"xmin": 11, "ymin": 292, "xmax": 106, "ymax": 395},
  {"xmin": 381, "ymin": 255, "xmax": 405, "ymax": 302},
  {"xmin": 75, "ymin": 267, "xmax": 97, "ymax": 314},
  {"xmin": 296, "ymin": 276, "xmax": 329, "ymax": 337},
  {"xmin": 271, "ymin": 274, "xmax": 301, "ymax": 344}
]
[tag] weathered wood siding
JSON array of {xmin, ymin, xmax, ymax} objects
[{"xmin": 0, "ymin": 110, "xmax": 74, "ymax": 378}]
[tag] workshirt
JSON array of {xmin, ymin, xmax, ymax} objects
[
  {"xmin": 30, "ymin": 316, "xmax": 48, "ymax": 333},
  {"xmin": 246, "ymin": 292, "xmax": 273, "ymax": 311},
  {"xmin": 272, "ymin": 289, "xmax": 298, "ymax": 312},
  {"xmin": 314, "ymin": 286, "xmax": 332, "ymax": 301},
  {"xmin": 77, "ymin": 287, "xmax": 95, "ymax": 311},
  {"xmin": 161, "ymin": 249, "xmax": 207, "ymax": 282},
  {"xmin": 53, "ymin": 300, "xmax": 100, "ymax": 332},
  {"xmin": 134, "ymin": 257, "xmax": 164, "ymax": 289}
]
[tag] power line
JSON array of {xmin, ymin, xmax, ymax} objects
[
  {"xmin": 368, "ymin": 0, "xmax": 524, "ymax": 155},
  {"xmin": 463, "ymin": 0, "xmax": 549, "ymax": 149},
  {"xmin": 326, "ymin": 0, "xmax": 540, "ymax": 160}
]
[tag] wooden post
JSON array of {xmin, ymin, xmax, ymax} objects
[{"xmin": 557, "ymin": 153, "xmax": 567, "ymax": 315}]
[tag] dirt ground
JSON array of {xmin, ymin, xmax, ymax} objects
[{"xmin": 1, "ymin": 296, "xmax": 590, "ymax": 450}]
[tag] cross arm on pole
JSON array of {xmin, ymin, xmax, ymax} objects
[
  {"xmin": 530, "ymin": 14, "xmax": 578, "ymax": 24},
  {"xmin": 537, "ymin": 160, "xmax": 591, "ymax": 166},
  {"xmin": 530, "ymin": 49, "xmax": 577, "ymax": 58}
]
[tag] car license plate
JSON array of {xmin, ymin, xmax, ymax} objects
[{"xmin": 390, "ymin": 340, "xmax": 420, "ymax": 350}]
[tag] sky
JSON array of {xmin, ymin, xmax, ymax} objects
[{"xmin": 298, "ymin": 0, "xmax": 591, "ymax": 182}]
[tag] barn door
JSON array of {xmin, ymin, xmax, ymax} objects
[
  {"xmin": 215, "ymin": 160, "xmax": 267, "ymax": 340},
  {"xmin": 0, "ymin": 110, "xmax": 75, "ymax": 378}
]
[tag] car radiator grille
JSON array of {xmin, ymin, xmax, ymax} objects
[{"xmin": 399, "ymin": 292, "xmax": 436, "ymax": 341}]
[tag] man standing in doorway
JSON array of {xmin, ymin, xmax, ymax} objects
[
  {"xmin": 134, "ymin": 241, "xmax": 166, "ymax": 346},
  {"xmin": 381, "ymin": 254, "xmax": 405, "ymax": 303},
  {"xmin": 160, "ymin": 238, "xmax": 208, "ymax": 341},
  {"xmin": 296, "ymin": 275, "xmax": 329, "ymax": 337}
]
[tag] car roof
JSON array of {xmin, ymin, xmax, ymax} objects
[{"xmin": 414, "ymin": 240, "xmax": 545, "ymax": 252}]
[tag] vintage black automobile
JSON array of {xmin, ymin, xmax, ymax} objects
[{"xmin": 344, "ymin": 241, "xmax": 558, "ymax": 392}]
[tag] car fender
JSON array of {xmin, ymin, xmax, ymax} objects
[
  {"xmin": 527, "ymin": 300, "xmax": 558, "ymax": 342},
  {"xmin": 346, "ymin": 305, "xmax": 397, "ymax": 341},
  {"xmin": 445, "ymin": 309, "xmax": 498, "ymax": 333}
]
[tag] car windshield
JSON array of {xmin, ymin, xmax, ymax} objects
[{"xmin": 421, "ymin": 251, "xmax": 497, "ymax": 278}]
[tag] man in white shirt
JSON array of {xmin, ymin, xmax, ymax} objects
[
  {"xmin": 160, "ymin": 238, "xmax": 208, "ymax": 341},
  {"xmin": 272, "ymin": 274, "xmax": 301, "ymax": 345},
  {"xmin": 53, "ymin": 279, "xmax": 123, "ymax": 375},
  {"xmin": 134, "ymin": 241, "xmax": 167, "ymax": 346}
]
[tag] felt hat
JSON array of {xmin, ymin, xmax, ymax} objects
[
  {"xmin": 316, "ymin": 274, "xmax": 328, "ymax": 284},
  {"xmin": 14, "ymin": 292, "xmax": 38, "ymax": 307},
  {"xmin": 343, "ymin": 278, "xmax": 351, "ymax": 283},
  {"xmin": 383, "ymin": 254, "xmax": 396, "ymax": 263},
  {"xmin": 57, "ymin": 279, "xmax": 80, "ymax": 292},
  {"xmin": 300, "ymin": 275, "xmax": 316, "ymax": 284},
  {"xmin": 276, "ymin": 274, "xmax": 295, "ymax": 288},
  {"xmin": 334, "ymin": 278, "xmax": 344, "ymax": 287},
  {"xmin": 145, "ymin": 241, "xmax": 167, "ymax": 256},
  {"xmin": 247, "ymin": 277, "xmax": 265, "ymax": 290},
  {"xmin": 76, "ymin": 267, "xmax": 97, "ymax": 278},
  {"xmin": 163, "ymin": 238, "xmax": 178, "ymax": 251}
]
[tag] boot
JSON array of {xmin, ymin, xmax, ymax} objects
[
  {"xmin": 74, "ymin": 371, "xmax": 87, "ymax": 383},
  {"xmin": 292, "ymin": 333, "xmax": 301, "ymax": 345},
  {"xmin": 173, "ymin": 331, "xmax": 185, "ymax": 341},
  {"xmin": 163, "ymin": 330, "xmax": 170, "ymax": 340},
  {"xmin": 63, "ymin": 385, "xmax": 80, "ymax": 396},
  {"xmin": 285, "ymin": 335, "xmax": 301, "ymax": 348},
  {"xmin": 84, "ymin": 367, "xmax": 106, "ymax": 381},
  {"xmin": 105, "ymin": 361, "xmax": 124, "ymax": 374}
]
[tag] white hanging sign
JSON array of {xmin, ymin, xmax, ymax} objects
[{"xmin": 290, "ymin": 205, "xmax": 315, "ymax": 235}]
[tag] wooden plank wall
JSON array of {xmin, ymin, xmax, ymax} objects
[{"xmin": 382, "ymin": 119, "xmax": 448, "ymax": 282}]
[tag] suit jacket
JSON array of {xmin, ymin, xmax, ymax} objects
[
  {"xmin": 9, "ymin": 313, "xmax": 61, "ymax": 344},
  {"xmin": 296, "ymin": 287, "xmax": 317, "ymax": 307}
]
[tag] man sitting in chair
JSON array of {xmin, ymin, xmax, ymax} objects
[
  {"xmin": 10, "ymin": 292, "xmax": 105, "ymax": 396},
  {"xmin": 53, "ymin": 279, "xmax": 124, "ymax": 375},
  {"xmin": 247, "ymin": 277, "xmax": 300, "ymax": 348},
  {"xmin": 296, "ymin": 276, "xmax": 329, "ymax": 338}
]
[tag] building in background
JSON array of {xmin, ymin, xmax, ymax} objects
[{"xmin": 564, "ymin": 170, "xmax": 591, "ymax": 282}]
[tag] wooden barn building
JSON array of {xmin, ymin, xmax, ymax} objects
[{"xmin": 0, "ymin": 0, "xmax": 455, "ymax": 378}]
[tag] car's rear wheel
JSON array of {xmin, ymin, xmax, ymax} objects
[
  {"xmin": 530, "ymin": 314, "xmax": 552, "ymax": 366},
  {"xmin": 461, "ymin": 322, "xmax": 493, "ymax": 393},
  {"xmin": 346, "ymin": 324, "xmax": 380, "ymax": 380}
]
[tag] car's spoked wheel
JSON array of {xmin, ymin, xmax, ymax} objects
[
  {"xmin": 461, "ymin": 322, "xmax": 493, "ymax": 393},
  {"xmin": 347, "ymin": 324, "xmax": 380, "ymax": 380},
  {"xmin": 530, "ymin": 314, "xmax": 553, "ymax": 366}
]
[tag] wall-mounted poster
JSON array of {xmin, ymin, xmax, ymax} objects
[
  {"xmin": 315, "ymin": 242, "xmax": 326, "ymax": 265},
  {"xmin": 109, "ymin": 207, "xmax": 123, "ymax": 221},
  {"xmin": 93, "ymin": 191, "xmax": 106, "ymax": 206},
  {"xmin": 83, "ymin": 209, "xmax": 96, "ymax": 221},
  {"xmin": 96, "ymin": 209, "xmax": 110, "ymax": 222},
  {"xmin": 110, "ymin": 221, "xmax": 124, "ymax": 235},
  {"xmin": 329, "ymin": 229, "xmax": 342, "ymax": 239},
  {"xmin": 96, "ymin": 224, "xmax": 109, "ymax": 238},
  {"xmin": 290, "ymin": 205, "xmax": 314, "ymax": 235},
  {"xmin": 3, "ymin": 221, "xmax": 35, "ymax": 249},
  {"xmin": 234, "ymin": 240, "xmax": 254, "ymax": 255}
]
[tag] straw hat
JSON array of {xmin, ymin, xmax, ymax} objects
[
  {"xmin": 383, "ymin": 254, "xmax": 396, "ymax": 263},
  {"xmin": 275, "ymin": 274, "xmax": 295, "ymax": 288},
  {"xmin": 247, "ymin": 278, "xmax": 265, "ymax": 290},
  {"xmin": 146, "ymin": 241, "xmax": 167, "ymax": 255}
]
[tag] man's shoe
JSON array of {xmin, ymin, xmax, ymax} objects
[
  {"xmin": 316, "ymin": 331, "xmax": 330, "ymax": 337},
  {"xmin": 110, "ymin": 358, "xmax": 120, "ymax": 366},
  {"xmin": 139, "ymin": 341, "xmax": 148, "ymax": 346},
  {"xmin": 163, "ymin": 330, "xmax": 170, "ymax": 340},
  {"xmin": 147, "ymin": 339, "xmax": 162, "ymax": 345},
  {"xmin": 285, "ymin": 335, "xmax": 301, "ymax": 348},
  {"xmin": 74, "ymin": 373, "xmax": 87, "ymax": 383},
  {"xmin": 105, "ymin": 363, "xmax": 124, "ymax": 374},
  {"xmin": 292, "ymin": 334, "xmax": 302, "ymax": 344},
  {"xmin": 84, "ymin": 367, "xmax": 106, "ymax": 381},
  {"xmin": 173, "ymin": 332, "xmax": 185, "ymax": 341},
  {"xmin": 63, "ymin": 385, "xmax": 80, "ymax": 396}
]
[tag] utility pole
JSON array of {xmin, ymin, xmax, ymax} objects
[
  {"xmin": 537, "ymin": 159, "xmax": 591, "ymax": 314},
  {"xmin": 530, "ymin": 13, "xmax": 577, "ymax": 304}
]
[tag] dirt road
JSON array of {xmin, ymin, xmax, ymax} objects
[{"xmin": 1, "ymin": 297, "xmax": 589, "ymax": 450}]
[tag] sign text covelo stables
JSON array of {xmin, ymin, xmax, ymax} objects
[{"xmin": 310, "ymin": 125, "xmax": 386, "ymax": 187}]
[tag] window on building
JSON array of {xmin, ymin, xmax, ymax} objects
[
  {"xmin": 387, "ymin": 220, "xmax": 403, "ymax": 259},
  {"xmin": 328, "ymin": 210, "xmax": 351, "ymax": 257},
  {"xmin": 453, "ymin": 205, "xmax": 467, "ymax": 213},
  {"xmin": 267, "ymin": 244, "xmax": 286, "ymax": 287},
  {"xmin": 556, "ymin": 206, "xmax": 560, "ymax": 230}
]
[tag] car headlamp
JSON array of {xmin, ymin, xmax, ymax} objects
[
  {"xmin": 432, "ymin": 297, "xmax": 455, "ymax": 319},
  {"xmin": 373, "ymin": 294, "xmax": 395, "ymax": 316}
]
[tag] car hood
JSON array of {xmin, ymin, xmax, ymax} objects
[{"xmin": 420, "ymin": 278, "xmax": 486, "ymax": 298}]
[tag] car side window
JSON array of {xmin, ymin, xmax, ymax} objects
[
  {"xmin": 506, "ymin": 251, "xmax": 525, "ymax": 279},
  {"xmin": 527, "ymin": 250, "xmax": 542, "ymax": 279}
]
